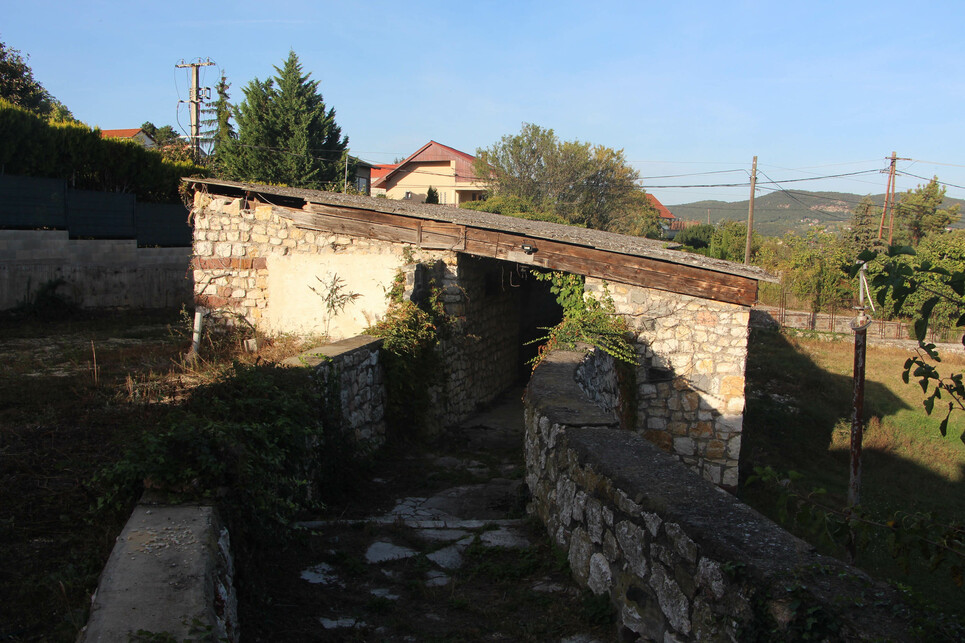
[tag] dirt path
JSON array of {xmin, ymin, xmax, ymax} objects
[{"xmin": 240, "ymin": 391, "xmax": 615, "ymax": 642}]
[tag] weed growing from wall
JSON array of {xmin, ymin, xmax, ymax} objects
[
  {"xmin": 367, "ymin": 264, "xmax": 451, "ymax": 439},
  {"xmin": 528, "ymin": 271, "xmax": 636, "ymax": 367}
]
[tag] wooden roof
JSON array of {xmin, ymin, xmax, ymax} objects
[{"xmin": 185, "ymin": 178, "xmax": 775, "ymax": 306}]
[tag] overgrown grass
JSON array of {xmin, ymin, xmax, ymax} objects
[
  {"xmin": 0, "ymin": 309, "xmax": 325, "ymax": 641},
  {"xmin": 741, "ymin": 327, "xmax": 965, "ymax": 614}
]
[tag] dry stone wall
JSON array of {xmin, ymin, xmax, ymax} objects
[
  {"xmin": 586, "ymin": 278, "xmax": 748, "ymax": 488},
  {"xmin": 525, "ymin": 350, "xmax": 918, "ymax": 642}
]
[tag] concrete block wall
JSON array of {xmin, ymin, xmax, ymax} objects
[
  {"xmin": 587, "ymin": 278, "xmax": 749, "ymax": 488},
  {"xmin": 524, "ymin": 349, "xmax": 917, "ymax": 642},
  {"xmin": 0, "ymin": 230, "xmax": 191, "ymax": 310}
]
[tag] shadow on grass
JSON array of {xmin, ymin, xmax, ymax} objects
[{"xmin": 740, "ymin": 327, "xmax": 965, "ymax": 614}]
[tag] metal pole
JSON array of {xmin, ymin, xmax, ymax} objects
[{"xmin": 848, "ymin": 265, "xmax": 873, "ymax": 508}]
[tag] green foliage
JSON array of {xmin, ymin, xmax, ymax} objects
[
  {"xmin": 674, "ymin": 223, "xmax": 714, "ymax": 250},
  {"xmin": 0, "ymin": 39, "xmax": 72, "ymax": 120},
  {"xmin": 424, "ymin": 185, "xmax": 439, "ymax": 204},
  {"xmin": 474, "ymin": 122, "xmax": 639, "ymax": 230},
  {"xmin": 896, "ymin": 177, "xmax": 961, "ymax": 246},
  {"xmin": 200, "ymin": 73, "xmax": 234, "ymax": 171},
  {"xmin": 219, "ymin": 50, "xmax": 348, "ymax": 190},
  {"xmin": 310, "ymin": 272, "xmax": 361, "ymax": 337},
  {"xmin": 861, "ymin": 241, "xmax": 965, "ymax": 440},
  {"xmin": 782, "ymin": 230, "xmax": 853, "ymax": 314},
  {"xmin": 605, "ymin": 190, "xmax": 664, "ymax": 239},
  {"xmin": 748, "ymin": 466, "xmax": 965, "ymax": 588},
  {"xmin": 0, "ymin": 100, "xmax": 205, "ymax": 202},
  {"xmin": 460, "ymin": 194, "xmax": 570, "ymax": 225},
  {"xmin": 366, "ymin": 273, "xmax": 451, "ymax": 438},
  {"xmin": 845, "ymin": 195, "xmax": 883, "ymax": 256},
  {"xmin": 93, "ymin": 363, "xmax": 355, "ymax": 543},
  {"xmin": 528, "ymin": 271, "xmax": 636, "ymax": 366}
]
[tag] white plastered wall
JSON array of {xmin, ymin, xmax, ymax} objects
[{"xmin": 263, "ymin": 251, "xmax": 401, "ymax": 339}]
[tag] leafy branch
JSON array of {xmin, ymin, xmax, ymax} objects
[
  {"xmin": 853, "ymin": 246, "xmax": 965, "ymax": 441},
  {"xmin": 528, "ymin": 271, "xmax": 637, "ymax": 367}
]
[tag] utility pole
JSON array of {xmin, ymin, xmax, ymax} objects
[
  {"xmin": 744, "ymin": 155, "xmax": 757, "ymax": 265},
  {"xmin": 176, "ymin": 58, "xmax": 215, "ymax": 162},
  {"xmin": 876, "ymin": 152, "xmax": 908, "ymax": 244}
]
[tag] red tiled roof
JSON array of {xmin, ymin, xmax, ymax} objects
[
  {"xmin": 99, "ymin": 128, "xmax": 144, "ymax": 139},
  {"xmin": 646, "ymin": 193, "xmax": 675, "ymax": 220},
  {"xmin": 370, "ymin": 164, "xmax": 398, "ymax": 182}
]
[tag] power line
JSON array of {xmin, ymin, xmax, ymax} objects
[
  {"xmin": 896, "ymin": 171, "xmax": 965, "ymax": 191},
  {"xmin": 642, "ymin": 168, "xmax": 882, "ymax": 189}
]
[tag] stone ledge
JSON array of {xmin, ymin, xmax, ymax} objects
[
  {"xmin": 524, "ymin": 348, "xmax": 918, "ymax": 641},
  {"xmin": 80, "ymin": 502, "xmax": 237, "ymax": 642}
]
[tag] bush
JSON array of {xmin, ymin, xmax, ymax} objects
[
  {"xmin": 0, "ymin": 99, "xmax": 205, "ymax": 203},
  {"xmin": 93, "ymin": 362, "xmax": 356, "ymax": 544}
]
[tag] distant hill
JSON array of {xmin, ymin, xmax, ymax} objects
[{"xmin": 666, "ymin": 190, "xmax": 965, "ymax": 237}]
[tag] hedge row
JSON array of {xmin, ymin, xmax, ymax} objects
[{"xmin": 0, "ymin": 100, "xmax": 206, "ymax": 203}]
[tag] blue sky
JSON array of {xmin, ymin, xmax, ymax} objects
[{"xmin": 3, "ymin": 0, "xmax": 964, "ymax": 205}]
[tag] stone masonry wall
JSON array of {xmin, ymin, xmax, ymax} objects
[
  {"xmin": 525, "ymin": 350, "xmax": 917, "ymax": 642},
  {"xmin": 191, "ymin": 192, "xmax": 421, "ymax": 338},
  {"xmin": 192, "ymin": 192, "xmax": 521, "ymax": 427},
  {"xmin": 586, "ymin": 278, "xmax": 748, "ymax": 488},
  {"xmin": 284, "ymin": 335, "xmax": 387, "ymax": 447},
  {"xmin": 437, "ymin": 255, "xmax": 522, "ymax": 423}
]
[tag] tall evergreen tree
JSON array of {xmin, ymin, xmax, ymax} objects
[
  {"xmin": 896, "ymin": 177, "xmax": 960, "ymax": 246},
  {"xmin": 220, "ymin": 51, "xmax": 348, "ymax": 189},
  {"xmin": 845, "ymin": 195, "xmax": 881, "ymax": 256},
  {"xmin": 200, "ymin": 73, "xmax": 234, "ymax": 171}
]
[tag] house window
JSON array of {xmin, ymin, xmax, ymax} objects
[{"xmin": 404, "ymin": 191, "xmax": 412, "ymax": 200}]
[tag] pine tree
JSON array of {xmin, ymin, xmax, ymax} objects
[
  {"xmin": 425, "ymin": 186, "xmax": 439, "ymax": 204},
  {"xmin": 220, "ymin": 51, "xmax": 348, "ymax": 189},
  {"xmin": 200, "ymin": 73, "xmax": 234, "ymax": 171},
  {"xmin": 845, "ymin": 195, "xmax": 881, "ymax": 256}
]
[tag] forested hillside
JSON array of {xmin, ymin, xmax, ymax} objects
[{"xmin": 669, "ymin": 190, "xmax": 965, "ymax": 237}]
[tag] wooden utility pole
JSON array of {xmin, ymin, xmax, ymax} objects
[
  {"xmin": 744, "ymin": 156, "xmax": 757, "ymax": 264},
  {"xmin": 176, "ymin": 58, "xmax": 215, "ymax": 162},
  {"xmin": 876, "ymin": 152, "xmax": 908, "ymax": 244}
]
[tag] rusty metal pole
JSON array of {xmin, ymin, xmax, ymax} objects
[
  {"xmin": 846, "ymin": 263, "xmax": 873, "ymax": 563},
  {"xmin": 848, "ymin": 311, "xmax": 871, "ymax": 508}
]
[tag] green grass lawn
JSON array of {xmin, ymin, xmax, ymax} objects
[{"xmin": 741, "ymin": 328, "xmax": 965, "ymax": 615}]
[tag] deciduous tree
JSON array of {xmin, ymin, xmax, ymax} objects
[
  {"xmin": 474, "ymin": 123, "xmax": 639, "ymax": 230},
  {"xmin": 0, "ymin": 40, "xmax": 72, "ymax": 121}
]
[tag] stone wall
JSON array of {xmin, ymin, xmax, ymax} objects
[
  {"xmin": 0, "ymin": 230, "xmax": 191, "ymax": 310},
  {"xmin": 192, "ymin": 193, "xmax": 523, "ymax": 427},
  {"xmin": 525, "ymin": 350, "xmax": 917, "ymax": 642},
  {"xmin": 588, "ymin": 278, "xmax": 748, "ymax": 488},
  {"xmin": 284, "ymin": 335, "xmax": 387, "ymax": 447}
]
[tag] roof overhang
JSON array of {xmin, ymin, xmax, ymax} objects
[{"xmin": 184, "ymin": 178, "xmax": 777, "ymax": 306}]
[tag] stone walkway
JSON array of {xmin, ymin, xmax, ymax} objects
[{"xmin": 242, "ymin": 390, "xmax": 615, "ymax": 642}]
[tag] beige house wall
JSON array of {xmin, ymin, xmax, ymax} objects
[{"xmin": 380, "ymin": 161, "xmax": 487, "ymax": 206}]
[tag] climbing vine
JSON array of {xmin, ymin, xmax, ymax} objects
[
  {"xmin": 529, "ymin": 271, "xmax": 637, "ymax": 367},
  {"xmin": 367, "ymin": 263, "xmax": 452, "ymax": 439}
]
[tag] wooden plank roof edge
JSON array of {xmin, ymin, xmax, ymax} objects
[{"xmin": 183, "ymin": 177, "xmax": 778, "ymax": 283}]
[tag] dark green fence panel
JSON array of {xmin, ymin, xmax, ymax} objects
[
  {"xmin": 135, "ymin": 202, "xmax": 191, "ymax": 247},
  {"xmin": 66, "ymin": 188, "xmax": 136, "ymax": 239},
  {"xmin": 0, "ymin": 174, "xmax": 67, "ymax": 228}
]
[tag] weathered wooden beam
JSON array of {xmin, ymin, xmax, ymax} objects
[{"xmin": 291, "ymin": 202, "xmax": 757, "ymax": 306}]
